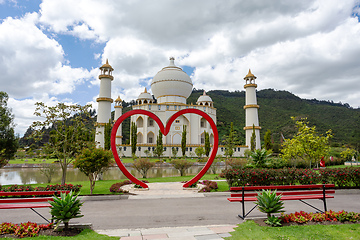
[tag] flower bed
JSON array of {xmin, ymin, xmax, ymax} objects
[
  {"xmin": 280, "ymin": 210, "xmax": 360, "ymax": 224},
  {"xmin": 0, "ymin": 222, "xmax": 53, "ymax": 238}
]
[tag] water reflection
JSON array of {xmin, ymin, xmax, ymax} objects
[{"xmin": 0, "ymin": 166, "xmax": 224, "ymax": 185}]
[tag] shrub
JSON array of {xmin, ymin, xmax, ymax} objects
[
  {"xmin": 109, "ymin": 180, "xmax": 132, "ymax": 193},
  {"xmin": 250, "ymin": 149, "xmax": 272, "ymax": 168},
  {"xmin": 222, "ymin": 167, "xmax": 360, "ymax": 187},
  {"xmin": 0, "ymin": 222, "xmax": 53, "ymax": 238},
  {"xmin": 255, "ymin": 190, "xmax": 285, "ymax": 218},
  {"xmin": 226, "ymin": 158, "xmax": 247, "ymax": 169},
  {"xmin": 171, "ymin": 159, "xmax": 193, "ymax": 176},
  {"xmin": 49, "ymin": 191, "xmax": 83, "ymax": 230},
  {"xmin": 131, "ymin": 158, "xmax": 155, "ymax": 178},
  {"xmin": 198, "ymin": 180, "xmax": 218, "ymax": 192},
  {"xmin": 280, "ymin": 210, "xmax": 360, "ymax": 224}
]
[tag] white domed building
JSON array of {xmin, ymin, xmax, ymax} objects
[
  {"xmin": 95, "ymin": 57, "xmax": 253, "ymax": 157},
  {"xmin": 125, "ymin": 57, "xmax": 216, "ymax": 157}
]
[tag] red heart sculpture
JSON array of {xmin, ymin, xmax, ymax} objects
[{"xmin": 111, "ymin": 108, "xmax": 219, "ymax": 188}]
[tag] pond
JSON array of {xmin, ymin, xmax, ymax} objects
[{"xmin": 0, "ymin": 165, "xmax": 225, "ymax": 185}]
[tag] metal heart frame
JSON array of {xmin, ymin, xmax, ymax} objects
[{"xmin": 110, "ymin": 108, "xmax": 219, "ymax": 188}]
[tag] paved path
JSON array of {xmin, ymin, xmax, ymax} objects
[{"xmin": 1, "ymin": 182, "xmax": 360, "ymax": 240}]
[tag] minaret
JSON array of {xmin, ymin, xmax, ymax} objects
[
  {"xmin": 95, "ymin": 59, "xmax": 114, "ymax": 148},
  {"xmin": 244, "ymin": 69, "xmax": 261, "ymax": 149},
  {"xmin": 114, "ymin": 96, "xmax": 123, "ymax": 146}
]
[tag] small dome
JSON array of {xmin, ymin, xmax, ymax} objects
[
  {"xmin": 137, "ymin": 88, "xmax": 152, "ymax": 100},
  {"xmin": 100, "ymin": 59, "xmax": 114, "ymax": 71},
  {"xmin": 244, "ymin": 69, "xmax": 256, "ymax": 79},
  {"xmin": 197, "ymin": 91, "xmax": 213, "ymax": 105},
  {"xmin": 151, "ymin": 57, "xmax": 193, "ymax": 104},
  {"xmin": 115, "ymin": 96, "xmax": 122, "ymax": 102}
]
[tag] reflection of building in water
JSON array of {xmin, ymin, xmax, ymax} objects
[{"xmin": 95, "ymin": 58, "xmax": 261, "ymax": 156}]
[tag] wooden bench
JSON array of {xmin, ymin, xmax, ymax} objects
[
  {"xmin": 227, "ymin": 184, "xmax": 335, "ymax": 219},
  {"xmin": 0, "ymin": 191, "xmax": 70, "ymax": 223}
]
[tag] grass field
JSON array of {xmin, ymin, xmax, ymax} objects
[{"xmin": 225, "ymin": 220, "xmax": 360, "ymax": 240}]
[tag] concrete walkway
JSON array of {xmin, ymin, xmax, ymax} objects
[
  {"xmin": 97, "ymin": 225, "xmax": 237, "ymax": 240},
  {"xmin": 121, "ymin": 182, "xmax": 205, "ymax": 199},
  {"xmin": 96, "ymin": 182, "xmax": 237, "ymax": 239}
]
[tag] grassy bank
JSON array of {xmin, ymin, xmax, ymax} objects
[{"xmin": 225, "ymin": 220, "xmax": 360, "ymax": 240}]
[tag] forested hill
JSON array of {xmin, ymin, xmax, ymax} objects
[
  {"xmin": 187, "ymin": 89, "xmax": 360, "ymax": 146},
  {"xmin": 20, "ymin": 89, "xmax": 359, "ymax": 148}
]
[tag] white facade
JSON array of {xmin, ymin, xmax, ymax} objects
[{"xmin": 244, "ymin": 70, "xmax": 261, "ymax": 149}]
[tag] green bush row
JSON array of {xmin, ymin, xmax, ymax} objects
[
  {"xmin": 221, "ymin": 167, "xmax": 360, "ymax": 187},
  {"xmin": 0, "ymin": 183, "xmax": 82, "ymax": 193}
]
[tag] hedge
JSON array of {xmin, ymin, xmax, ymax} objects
[{"xmin": 221, "ymin": 167, "xmax": 360, "ymax": 188}]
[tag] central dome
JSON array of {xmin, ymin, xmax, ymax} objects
[{"xmin": 151, "ymin": 57, "xmax": 193, "ymax": 104}]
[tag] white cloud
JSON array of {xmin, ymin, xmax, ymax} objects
[
  {"xmin": 0, "ymin": 13, "xmax": 93, "ymax": 99},
  {"xmin": 3, "ymin": 0, "xmax": 360, "ymax": 136}
]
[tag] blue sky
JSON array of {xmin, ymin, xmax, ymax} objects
[{"xmin": 1, "ymin": 0, "xmax": 360, "ymax": 136}]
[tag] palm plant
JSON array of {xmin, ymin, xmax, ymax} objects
[
  {"xmin": 250, "ymin": 149, "xmax": 272, "ymax": 167},
  {"xmin": 49, "ymin": 191, "xmax": 83, "ymax": 230},
  {"xmin": 255, "ymin": 189, "xmax": 285, "ymax": 218}
]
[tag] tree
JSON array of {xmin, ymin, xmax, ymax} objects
[
  {"xmin": 0, "ymin": 91, "xmax": 18, "ymax": 167},
  {"xmin": 195, "ymin": 147, "xmax": 205, "ymax": 159},
  {"xmin": 181, "ymin": 125, "xmax": 187, "ymax": 157},
  {"xmin": 224, "ymin": 122, "xmax": 235, "ymax": 158},
  {"xmin": 172, "ymin": 147, "xmax": 178, "ymax": 158},
  {"xmin": 104, "ymin": 119, "xmax": 112, "ymax": 150},
  {"xmin": 31, "ymin": 102, "xmax": 93, "ymax": 185},
  {"xmin": 154, "ymin": 130, "xmax": 164, "ymax": 158},
  {"xmin": 171, "ymin": 159, "xmax": 193, "ymax": 176},
  {"xmin": 340, "ymin": 148, "xmax": 356, "ymax": 162},
  {"xmin": 264, "ymin": 130, "xmax": 272, "ymax": 151},
  {"xmin": 281, "ymin": 117, "xmax": 333, "ymax": 168},
  {"xmin": 250, "ymin": 124, "xmax": 256, "ymax": 152},
  {"xmin": 74, "ymin": 146, "xmax": 113, "ymax": 194},
  {"xmin": 204, "ymin": 131, "xmax": 210, "ymax": 157},
  {"xmin": 130, "ymin": 122, "xmax": 137, "ymax": 156},
  {"xmin": 40, "ymin": 163, "xmax": 59, "ymax": 183},
  {"xmin": 132, "ymin": 158, "xmax": 155, "ymax": 178}
]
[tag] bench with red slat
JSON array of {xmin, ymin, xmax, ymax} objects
[
  {"xmin": 0, "ymin": 190, "xmax": 70, "ymax": 222},
  {"xmin": 227, "ymin": 184, "xmax": 335, "ymax": 219}
]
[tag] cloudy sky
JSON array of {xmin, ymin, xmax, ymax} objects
[{"xmin": 1, "ymin": 0, "xmax": 360, "ymax": 136}]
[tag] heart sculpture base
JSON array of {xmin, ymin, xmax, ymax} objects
[{"xmin": 110, "ymin": 108, "xmax": 219, "ymax": 188}]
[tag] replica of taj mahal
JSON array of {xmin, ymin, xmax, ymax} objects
[{"xmin": 95, "ymin": 57, "xmax": 261, "ymax": 157}]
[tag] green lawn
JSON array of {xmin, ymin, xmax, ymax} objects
[
  {"xmin": 8, "ymin": 158, "xmax": 59, "ymax": 164},
  {"xmin": 3, "ymin": 174, "xmax": 226, "ymax": 195},
  {"xmin": 5, "ymin": 229, "xmax": 118, "ymax": 239},
  {"xmin": 8, "ymin": 157, "xmax": 209, "ymax": 165},
  {"xmin": 225, "ymin": 220, "xmax": 360, "ymax": 240}
]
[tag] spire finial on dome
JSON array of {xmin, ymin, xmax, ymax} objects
[
  {"xmin": 169, "ymin": 56, "xmax": 175, "ymax": 66},
  {"xmin": 106, "ymin": 59, "xmax": 109, "ymax": 65},
  {"xmin": 144, "ymin": 87, "xmax": 147, "ymax": 93},
  {"xmin": 245, "ymin": 69, "xmax": 256, "ymax": 79},
  {"xmin": 203, "ymin": 90, "xmax": 206, "ymax": 95}
]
